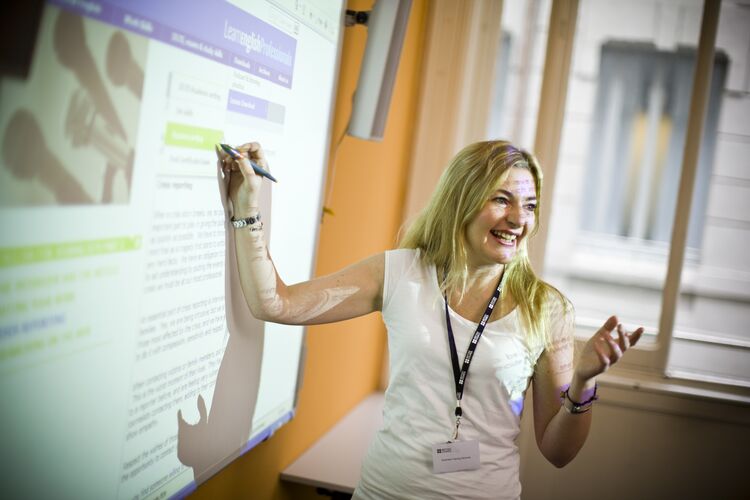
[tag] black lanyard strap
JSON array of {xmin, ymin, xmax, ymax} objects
[{"xmin": 444, "ymin": 273, "xmax": 504, "ymax": 419}]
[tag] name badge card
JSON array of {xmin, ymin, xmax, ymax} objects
[{"xmin": 431, "ymin": 440, "xmax": 481, "ymax": 474}]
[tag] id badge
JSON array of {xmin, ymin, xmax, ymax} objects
[{"xmin": 431, "ymin": 440, "xmax": 480, "ymax": 474}]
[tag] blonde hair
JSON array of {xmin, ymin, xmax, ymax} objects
[{"xmin": 400, "ymin": 140, "xmax": 569, "ymax": 347}]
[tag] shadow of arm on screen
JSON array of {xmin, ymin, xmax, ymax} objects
[
  {"xmin": 176, "ymin": 329, "xmax": 264, "ymax": 482},
  {"xmin": 175, "ymin": 166, "xmax": 273, "ymax": 482}
]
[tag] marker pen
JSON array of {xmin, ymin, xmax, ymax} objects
[{"xmin": 218, "ymin": 143, "xmax": 277, "ymax": 183}]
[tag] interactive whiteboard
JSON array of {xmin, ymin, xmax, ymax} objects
[{"xmin": 0, "ymin": 0, "xmax": 344, "ymax": 498}]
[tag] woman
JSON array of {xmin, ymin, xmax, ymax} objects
[{"xmin": 217, "ymin": 140, "xmax": 643, "ymax": 499}]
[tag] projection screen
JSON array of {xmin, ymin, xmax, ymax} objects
[{"xmin": 0, "ymin": 0, "xmax": 344, "ymax": 498}]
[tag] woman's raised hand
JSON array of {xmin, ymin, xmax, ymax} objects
[
  {"xmin": 216, "ymin": 142, "xmax": 269, "ymax": 217},
  {"xmin": 574, "ymin": 316, "xmax": 644, "ymax": 381}
]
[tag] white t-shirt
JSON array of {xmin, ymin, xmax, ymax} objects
[{"xmin": 353, "ymin": 249, "xmax": 547, "ymax": 500}]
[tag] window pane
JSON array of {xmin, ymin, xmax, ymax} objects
[
  {"xmin": 543, "ymin": 0, "xmax": 704, "ymax": 344},
  {"xmin": 488, "ymin": 0, "xmax": 552, "ymax": 150},
  {"xmin": 670, "ymin": 0, "xmax": 750, "ymax": 387}
]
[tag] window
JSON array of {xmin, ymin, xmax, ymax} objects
[
  {"xmin": 582, "ymin": 41, "xmax": 726, "ymax": 250},
  {"xmin": 487, "ymin": 0, "xmax": 552, "ymax": 150},
  {"xmin": 539, "ymin": 0, "xmax": 750, "ymax": 390}
]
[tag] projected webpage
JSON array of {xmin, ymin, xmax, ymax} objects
[{"xmin": 0, "ymin": 0, "xmax": 342, "ymax": 498}]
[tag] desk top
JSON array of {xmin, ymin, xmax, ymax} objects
[{"xmin": 280, "ymin": 392, "xmax": 385, "ymax": 494}]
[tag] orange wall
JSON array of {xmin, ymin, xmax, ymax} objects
[{"xmin": 188, "ymin": 1, "xmax": 428, "ymax": 499}]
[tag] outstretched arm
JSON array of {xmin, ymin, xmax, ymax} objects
[
  {"xmin": 532, "ymin": 311, "xmax": 643, "ymax": 468},
  {"xmin": 218, "ymin": 142, "xmax": 384, "ymax": 325}
]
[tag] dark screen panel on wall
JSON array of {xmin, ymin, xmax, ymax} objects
[{"xmin": 0, "ymin": 0, "xmax": 344, "ymax": 498}]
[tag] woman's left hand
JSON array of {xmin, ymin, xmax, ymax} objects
[{"xmin": 574, "ymin": 316, "xmax": 644, "ymax": 381}]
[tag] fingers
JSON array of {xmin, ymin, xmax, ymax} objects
[
  {"xmin": 599, "ymin": 332, "xmax": 623, "ymax": 365},
  {"xmin": 615, "ymin": 323, "xmax": 645, "ymax": 350},
  {"xmin": 237, "ymin": 141, "xmax": 269, "ymax": 168},
  {"xmin": 600, "ymin": 315, "xmax": 618, "ymax": 334},
  {"xmin": 579, "ymin": 316, "xmax": 645, "ymax": 379},
  {"xmin": 237, "ymin": 142, "xmax": 261, "ymax": 157},
  {"xmin": 593, "ymin": 341, "xmax": 611, "ymax": 370},
  {"xmin": 176, "ymin": 394, "xmax": 208, "ymax": 429},
  {"xmin": 216, "ymin": 145, "xmax": 237, "ymax": 176},
  {"xmin": 215, "ymin": 143, "xmax": 249, "ymax": 168},
  {"xmin": 218, "ymin": 151, "xmax": 252, "ymax": 183},
  {"xmin": 597, "ymin": 318, "xmax": 646, "ymax": 367},
  {"xmin": 616, "ymin": 323, "xmax": 630, "ymax": 350},
  {"xmin": 197, "ymin": 394, "xmax": 208, "ymax": 423},
  {"xmin": 590, "ymin": 316, "xmax": 624, "ymax": 371},
  {"xmin": 629, "ymin": 327, "xmax": 645, "ymax": 347},
  {"xmin": 218, "ymin": 142, "xmax": 269, "ymax": 182}
]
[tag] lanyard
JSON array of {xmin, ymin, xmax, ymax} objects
[{"xmin": 443, "ymin": 272, "xmax": 504, "ymax": 440}]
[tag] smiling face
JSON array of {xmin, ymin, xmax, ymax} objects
[{"xmin": 464, "ymin": 166, "xmax": 538, "ymax": 269}]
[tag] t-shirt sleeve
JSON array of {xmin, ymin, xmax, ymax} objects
[
  {"xmin": 542, "ymin": 291, "xmax": 575, "ymax": 356},
  {"xmin": 382, "ymin": 248, "xmax": 420, "ymax": 314},
  {"xmin": 528, "ymin": 291, "xmax": 575, "ymax": 375}
]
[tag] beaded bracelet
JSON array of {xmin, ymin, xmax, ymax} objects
[
  {"xmin": 231, "ymin": 213, "xmax": 261, "ymax": 229},
  {"xmin": 561, "ymin": 384, "xmax": 598, "ymax": 414}
]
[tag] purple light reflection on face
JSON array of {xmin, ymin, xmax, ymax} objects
[{"xmin": 465, "ymin": 167, "xmax": 537, "ymax": 268}]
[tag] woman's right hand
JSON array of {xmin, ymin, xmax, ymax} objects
[{"xmin": 217, "ymin": 142, "xmax": 269, "ymax": 217}]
